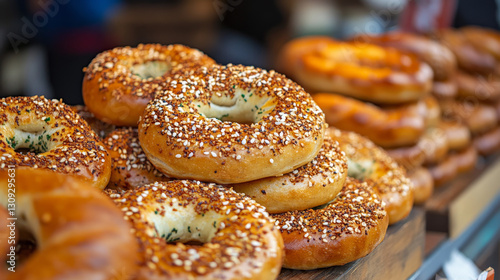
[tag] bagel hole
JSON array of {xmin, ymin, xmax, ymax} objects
[
  {"xmin": 131, "ymin": 61, "xmax": 170, "ymax": 80},
  {"xmin": 150, "ymin": 207, "xmax": 221, "ymax": 245},
  {"xmin": 9, "ymin": 126, "xmax": 56, "ymax": 154},
  {"xmin": 14, "ymin": 220, "xmax": 37, "ymax": 265},
  {"xmin": 347, "ymin": 159, "xmax": 374, "ymax": 180},
  {"xmin": 194, "ymin": 89, "xmax": 276, "ymax": 124}
]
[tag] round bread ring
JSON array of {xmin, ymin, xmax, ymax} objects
[
  {"xmin": 386, "ymin": 126, "xmax": 449, "ymax": 170},
  {"xmin": 138, "ymin": 64, "xmax": 326, "ymax": 184},
  {"xmin": 107, "ymin": 180, "xmax": 284, "ymax": 280},
  {"xmin": 327, "ymin": 128, "xmax": 413, "ymax": 225},
  {"xmin": 313, "ymin": 92, "xmax": 425, "ymax": 148},
  {"xmin": 433, "ymin": 29, "xmax": 499, "ymax": 75},
  {"xmin": 461, "ymin": 26, "xmax": 500, "ymax": 60},
  {"xmin": 277, "ymin": 36, "xmax": 433, "ymax": 104},
  {"xmin": 455, "ymin": 71, "xmax": 500, "ymax": 102},
  {"xmin": 440, "ymin": 120, "xmax": 471, "ymax": 151},
  {"xmin": 408, "ymin": 167, "xmax": 434, "ymax": 205},
  {"xmin": 230, "ymin": 135, "xmax": 348, "ymax": 213},
  {"xmin": 103, "ymin": 128, "xmax": 169, "ymax": 191},
  {"xmin": 82, "ymin": 44, "xmax": 216, "ymax": 126},
  {"xmin": 427, "ymin": 155, "xmax": 457, "ymax": 187},
  {"xmin": 432, "ymin": 77, "xmax": 458, "ymax": 100},
  {"xmin": 352, "ymin": 31, "xmax": 457, "ymax": 81},
  {"xmin": 473, "ymin": 127, "xmax": 500, "ymax": 156},
  {"xmin": 0, "ymin": 96, "xmax": 111, "ymax": 189},
  {"xmin": 71, "ymin": 105, "xmax": 116, "ymax": 139},
  {"xmin": 0, "ymin": 168, "xmax": 138, "ymax": 279},
  {"xmin": 272, "ymin": 177, "xmax": 388, "ymax": 269},
  {"xmin": 454, "ymin": 145, "xmax": 478, "ymax": 173},
  {"xmin": 441, "ymin": 101, "xmax": 498, "ymax": 136},
  {"xmin": 426, "ymin": 145, "xmax": 478, "ymax": 187}
]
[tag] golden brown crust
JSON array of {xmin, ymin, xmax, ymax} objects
[
  {"xmin": 441, "ymin": 100, "xmax": 498, "ymax": 135},
  {"xmin": 455, "ymin": 71, "xmax": 500, "ymax": 102},
  {"xmin": 408, "ymin": 167, "xmax": 434, "ymax": 205},
  {"xmin": 440, "ymin": 120, "xmax": 471, "ymax": 151},
  {"xmin": 352, "ymin": 31, "xmax": 457, "ymax": 81},
  {"xmin": 107, "ymin": 180, "xmax": 284, "ymax": 280},
  {"xmin": 138, "ymin": 64, "xmax": 326, "ymax": 184},
  {"xmin": 103, "ymin": 128, "xmax": 168, "ymax": 191},
  {"xmin": 0, "ymin": 96, "xmax": 111, "ymax": 189},
  {"xmin": 473, "ymin": 127, "xmax": 500, "ymax": 155},
  {"xmin": 0, "ymin": 168, "xmax": 138, "ymax": 279},
  {"xmin": 433, "ymin": 29, "xmax": 499, "ymax": 76},
  {"xmin": 272, "ymin": 177, "xmax": 388, "ymax": 269},
  {"xmin": 277, "ymin": 36, "xmax": 433, "ymax": 104},
  {"xmin": 385, "ymin": 126, "xmax": 449, "ymax": 170},
  {"xmin": 313, "ymin": 92, "xmax": 426, "ymax": 148},
  {"xmin": 327, "ymin": 128, "xmax": 413, "ymax": 225},
  {"xmin": 82, "ymin": 44, "xmax": 216, "ymax": 126},
  {"xmin": 461, "ymin": 26, "xmax": 500, "ymax": 60},
  {"xmin": 427, "ymin": 145, "xmax": 478, "ymax": 187},
  {"xmin": 432, "ymin": 77, "xmax": 458, "ymax": 100},
  {"xmin": 230, "ymin": 135, "xmax": 348, "ymax": 213}
]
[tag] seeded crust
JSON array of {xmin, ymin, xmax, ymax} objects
[
  {"xmin": 0, "ymin": 96, "xmax": 111, "ymax": 189},
  {"xmin": 230, "ymin": 135, "xmax": 348, "ymax": 213},
  {"xmin": 82, "ymin": 44, "xmax": 216, "ymax": 126},
  {"xmin": 272, "ymin": 177, "xmax": 388, "ymax": 269},
  {"xmin": 138, "ymin": 64, "xmax": 326, "ymax": 184},
  {"xmin": 107, "ymin": 180, "xmax": 284, "ymax": 280},
  {"xmin": 71, "ymin": 105, "xmax": 116, "ymax": 139},
  {"xmin": 103, "ymin": 127, "xmax": 168, "ymax": 191},
  {"xmin": 276, "ymin": 36, "xmax": 433, "ymax": 104},
  {"xmin": 327, "ymin": 128, "xmax": 413, "ymax": 225}
]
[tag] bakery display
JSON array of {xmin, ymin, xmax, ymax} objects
[{"xmin": 2, "ymin": 24, "xmax": 500, "ymax": 278}]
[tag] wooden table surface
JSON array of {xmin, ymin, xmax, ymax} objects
[{"xmin": 278, "ymin": 207, "xmax": 426, "ymax": 280}]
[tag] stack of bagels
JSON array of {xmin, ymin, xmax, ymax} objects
[
  {"xmin": 278, "ymin": 27, "xmax": 500, "ymax": 204},
  {"xmin": 0, "ymin": 42, "xmax": 417, "ymax": 278}
]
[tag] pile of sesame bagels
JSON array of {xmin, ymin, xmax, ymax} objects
[{"xmin": 0, "ymin": 42, "xmax": 416, "ymax": 278}]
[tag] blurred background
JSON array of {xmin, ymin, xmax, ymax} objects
[{"xmin": 0, "ymin": 0, "xmax": 498, "ymax": 105}]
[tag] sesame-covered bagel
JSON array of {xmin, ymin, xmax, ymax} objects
[
  {"xmin": 0, "ymin": 96, "xmax": 111, "ymax": 189},
  {"xmin": 327, "ymin": 128, "xmax": 413, "ymax": 225},
  {"xmin": 103, "ymin": 128, "xmax": 168, "ymax": 191},
  {"xmin": 272, "ymin": 177, "xmax": 388, "ymax": 269},
  {"xmin": 0, "ymin": 168, "xmax": 139, "ymax": 280},
  {"xmin": 138, "ymin": 64, "xmax": 326, "ymax": 184},
  {"xmin": 230, "ymin": 135, "xmax": 348, "ymax": 213},
  {"xmin": 82, "ymin": 44, "xmax": 216, "ymax": 126},
  {"xmin": 277, "ymin": 36, "xmax": 433, "ymax": 104},
  {"xmin": 107, "ymin": 180, "xmax": 284, "ymax": 280}
]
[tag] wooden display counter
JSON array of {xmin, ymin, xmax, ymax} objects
[{"xmin": 279, "ymin": 207, "xmax": 426, "ymax": 280}]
